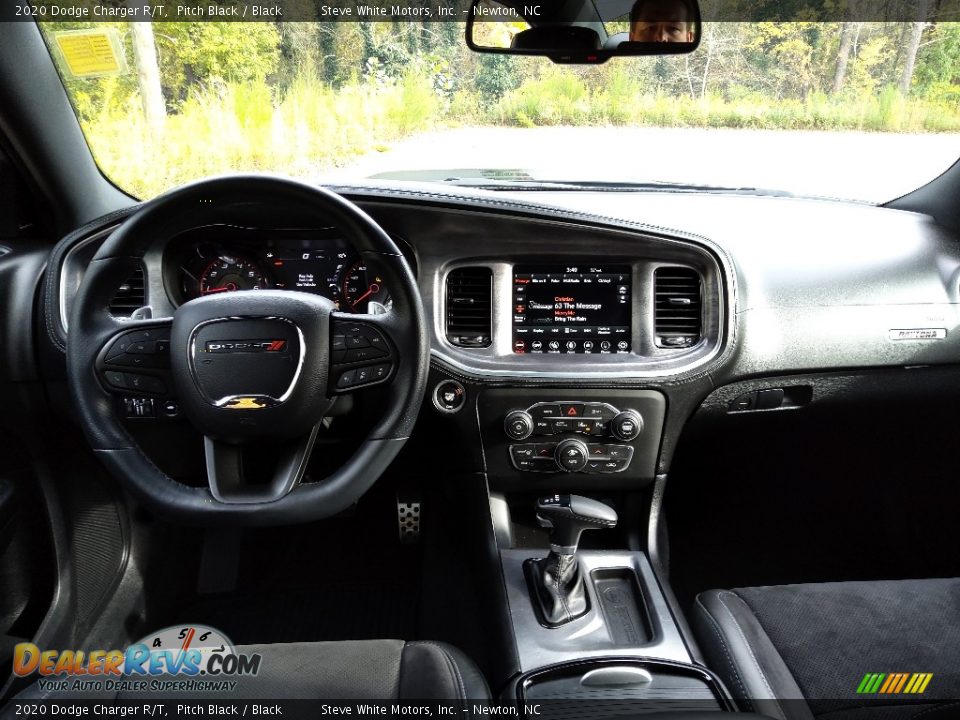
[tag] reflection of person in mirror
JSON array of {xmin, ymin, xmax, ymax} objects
[{"xmin": 628, "ymin": 0, "xmax": 695, "ymax": 42}]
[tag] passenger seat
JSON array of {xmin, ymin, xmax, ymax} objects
[{"xmin": 693, "ymin": 578, "xmax": 960, "ymax": 720}]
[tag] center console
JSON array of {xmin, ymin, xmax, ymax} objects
[
  {"xmin": 492, "ymin": 493, "xmax": 732, "ymax": 715},
  {"xmin": 479, "ymin": 386, "xmax": 730, "ymax": 713}
]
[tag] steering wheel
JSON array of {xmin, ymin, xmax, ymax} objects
[{"xmin": 66, "ymin": 176, "xmax": 428, "ymax": 525}]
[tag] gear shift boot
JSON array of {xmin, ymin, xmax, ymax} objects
[{"xmin": 528, "ymin": 552, "xmax": 589, "ymax": 626}]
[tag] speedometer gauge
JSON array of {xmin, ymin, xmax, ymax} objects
[
  {"xmin": 199, "ymin": 256, "xmax": 268, "ymax": 295},
  {"xmin": 340, "ymin": 260, "xmax": 391, "ymax": 314}
]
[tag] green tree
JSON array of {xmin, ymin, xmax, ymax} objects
[
  {"xmin": 153, "ymin": 22, "xmax": 281, "ymax": 107},
  {"xmin": 914, "ymin": 23, "xmax": 960, "ymax": 99}
]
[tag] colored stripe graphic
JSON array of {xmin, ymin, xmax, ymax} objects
[
  {"xmin": 857, "ymin": 673, "xmax": 885, "ymax": 694},
  {"xmin": 893, "ymin": 673, "xmax": 909, "ymax": 693},
  {"xmin": 857, "ymin": 672, "xmax": 932, "ymax": 694}
]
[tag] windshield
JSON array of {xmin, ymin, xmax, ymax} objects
[{"xmin": 38, "ymin": 17, "xmax": 960, "ymax": 203}]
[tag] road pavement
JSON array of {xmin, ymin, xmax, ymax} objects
[{"xmin": 330, "ymin": 126, "xmax": 960, "ymax": 203}]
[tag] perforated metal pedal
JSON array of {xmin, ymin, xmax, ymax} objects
[{"xmin": 397, "ymin": 499, "xmax": 421, "ymax": 543}]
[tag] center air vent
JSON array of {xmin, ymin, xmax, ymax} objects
[
  {"xmin": 446, "ymin": 266, "xmax": 492, "ymax": 348},
  {"xmin": 654, "ymin": 266, "xmax": 702, "ymax": 348},
  {"xmin": 109, "ymin": 264, "xmax": 145, "ymax": 317}
]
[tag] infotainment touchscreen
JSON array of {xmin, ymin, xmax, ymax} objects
[{"xmin": 512, "ymin": 265, "xmax": 631, "ymax": 354}]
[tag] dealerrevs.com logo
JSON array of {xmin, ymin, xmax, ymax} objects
[{"xmin": 14, "ymin": 625, "xmax": 261, "ymax": 693}]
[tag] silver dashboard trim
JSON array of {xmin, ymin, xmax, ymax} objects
[
  {"xmin": 59, "ymin": 225, "xmax": 122, "ymax": 333},
  {"xmin": 429, "ymin": 254, "xmax": 726, "ymax": 380}
]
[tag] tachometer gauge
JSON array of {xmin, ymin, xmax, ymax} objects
[
  {"xmin": 340, "ymin": 260, "xmax": 391, "ymax": 314},
  {"xmin": 199, "ymin": 255, "xmax": 268, "ymax": 295}
]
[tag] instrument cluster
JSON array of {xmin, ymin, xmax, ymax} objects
[{"xmin": 164, "ymin": 226, "xmax": 404, "ymax": 314}]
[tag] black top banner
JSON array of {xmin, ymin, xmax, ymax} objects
[{"xmin": 1, "ymin": 0, "xmax": 957, "ymax": 22}]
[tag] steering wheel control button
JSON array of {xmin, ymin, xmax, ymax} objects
[
  {"xmin": 104, "ymin": 328, "xmax": 172, "ymax": 368},
  {"xmin": 366, "ymin": 336, "xmax": 389, "ymax": 356},
  {"xmin": 127, "ymin": 374, "xmax": 166, "ymax": 394},
  {"xmin": 104, "ymin": 371, "xmax": 128, "ymax": 389},
  {"xmin": 128, "ymin": 341, "xmax": 156, "ymax": 354},
  {"xmin": 555, "ymin": 439, "xmax": 589, "ymax": 472},
  {"xmin": 504, "ymin": 410, "xmax": 534, "ymax": 440},
  {"xmin": 344, "ymin": 348, "xmax": 379, "ymax": 363},
  {"xmin": 433, "ymin": 380, "xmax": 466, "ymax": 413},
  {"xmin": 337, "ymin": 369, "xmax": 357, "ymax": 389},
  {"xmin": 611, "ymin": 410, "xmax": 643, "ymax": 441},
  {"xmin": 328, "ymin": 320, "xmax": 396, "ymax": 394},
  {"xmin": 123, "ymin": 397, "xmax": 156, "ymax": 418}
]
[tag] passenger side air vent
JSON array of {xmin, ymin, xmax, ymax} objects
[
  {"xmin": 446, "ymin": 266, "xmax": 492, "ymax": 348},
  {"xmin": 109, "ymin": 264, "xmax": 146, "ymax": 317},
  {"xmin": 654, "ymin": 266, "xmax": 702, "ymax": 348}
]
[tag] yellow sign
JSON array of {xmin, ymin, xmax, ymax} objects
[{"xmin": 53, "ymin": 29, "xmax": 126, "ymax": 79}]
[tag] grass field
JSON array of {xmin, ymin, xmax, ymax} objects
[{"xmin": 80, "ymin": 72, "xmax": 960, "ymax": 199}]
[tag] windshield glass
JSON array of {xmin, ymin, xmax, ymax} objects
[{"xmin": 38, "ymin": 18, "xmax": 960, "ymax": 203}]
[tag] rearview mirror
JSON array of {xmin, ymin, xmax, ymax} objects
[{"xmin": 466, "ymin": 0, "xmax": 701, "ymax": 63}]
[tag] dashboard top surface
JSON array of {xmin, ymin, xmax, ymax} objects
[{"xmin": 45, "ymin": 183, "xmax": 960, "ymax": 384}]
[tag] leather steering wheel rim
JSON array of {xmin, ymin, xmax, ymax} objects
[{"xmin": 66, "ymin": 175, "xmax": 429, "ymax": 525}]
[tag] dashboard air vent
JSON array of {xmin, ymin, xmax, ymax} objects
[
  {"xmin": 446, "ymin": 266, "xmax": 492, "ymax": 348},
  {"xmin": 109, "ymin": 264, "xmax": 145, "ymax": 317},
  {"xmin": 654, "ymin": 266, "xmax": 702, "ymax": 348}
]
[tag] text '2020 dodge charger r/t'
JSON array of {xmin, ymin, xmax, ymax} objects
[{"xmin": 1, "ymin": 3, "xmax": 960, "ymax": 719}]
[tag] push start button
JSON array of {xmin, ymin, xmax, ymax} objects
[{"xmin": 433, "ymin": 380, "xmax": 466, "ymax": 413}]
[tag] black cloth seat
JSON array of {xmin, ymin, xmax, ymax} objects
[
  {"xmin": 10, "ymin": 640, "xmax": 489, "ymax": 701},
  {"xmin": 693, "ymin": 579, "xmax": 960, "ymax": 720}
]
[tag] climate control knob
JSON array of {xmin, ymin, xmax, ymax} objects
[
  {"xmin": 504, "ymin": 410, "xmax": 534, "ymax": 440},
  {"xmin": 611, "ymin": 410, "xmax": 643, "ymax": 441},
  {"xmin": 555, "ymin": 439, "xmax": 589, "ymax": 473}
]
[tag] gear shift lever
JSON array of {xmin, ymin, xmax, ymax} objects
[{"xmin": 529, "ymin": 494, "xmax": 617, "ymax": 626}]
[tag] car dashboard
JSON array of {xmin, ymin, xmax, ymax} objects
[
  {"xmin": 8, "ymin": 179, "xmax": 960, "ymax": 705},
  {"xmin": 46, "ymin": 183, "xmax": 960, "ymax": 470}
]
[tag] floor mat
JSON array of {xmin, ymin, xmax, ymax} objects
[
  {"xmin": 167, "ymin": 583, "xmax": 420, "ymax": 645},
  {"xmin": 665, "ymin": 387, "xmax": 960, "ymax": 611},
  {"xmin": 144, "ymin": 485, "xmax": 423, "ymax": 645}
]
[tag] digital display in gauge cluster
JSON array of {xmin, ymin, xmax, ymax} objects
[
  {"xmin": 512, "ymin": 264, "xmax": 631, "ymax": 354},
  {"xmin": 177, "ymin": 235, "xmax": 392, "ymax": 315}
]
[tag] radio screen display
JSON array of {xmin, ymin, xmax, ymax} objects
[{"xmin": 513, "ymin": 265, "xmax": 631, "ymax": 354}]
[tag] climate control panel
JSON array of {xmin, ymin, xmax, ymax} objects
[
  {"xmin": 502, "ymin": 401, "xmax": 646, "ymax": 474},
  {"xmin": 479, "ymin": 389, "xmax": 666, "ymax": 487},
  {"xmin": 510, "ymin": 440, "xmax": 635, "ymax": 474},
  {"xmin": 504, "ymin": 402, "xmax": 643, "ymax": 440}
]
